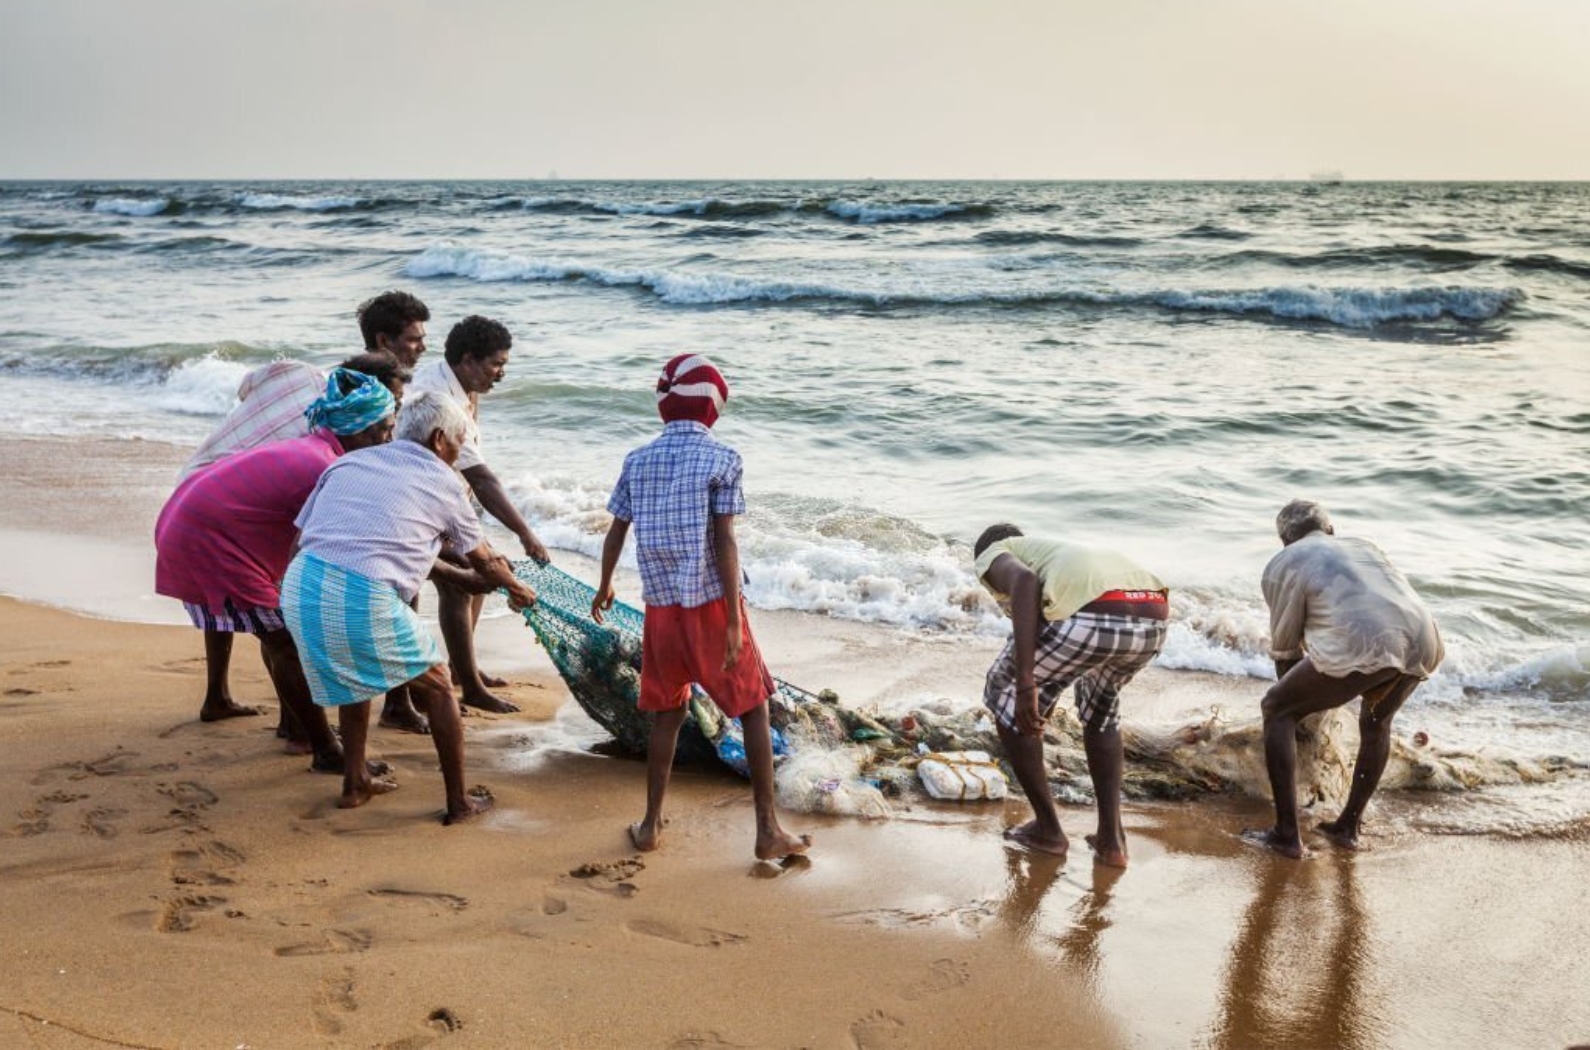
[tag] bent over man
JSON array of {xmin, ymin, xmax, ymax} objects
[
  {"xmin": 974, "ymin": 524, "xmax": 1168, "ymax": 867},
  {"xmin": 1253, "ymin": 500, "xmax": 1444, "ymax": 858}
]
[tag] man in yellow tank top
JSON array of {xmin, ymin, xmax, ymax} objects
[{"xmin": 974, "ymin": 524, "xmax": 1169, "ymax": 867}]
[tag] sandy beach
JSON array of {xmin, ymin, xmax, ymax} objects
[{"xmin": 1, "ymin": 433, "xmax": 1587, "ymax": 1049}]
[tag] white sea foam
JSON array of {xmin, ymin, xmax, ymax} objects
[
  {"xmin": 1153, "ymin": 285, "xmax": 1523, "ymax": 327},
  {"xmin": 237, "ymin": 192, "xmax": 362, "ymax": 211},
  {"xmin": 147, "ymin": 353, "xmax": 252, "ymax": 416},
  {"xmin": 827, "ymin": 201, "xmax": 970, "ymax": 223},
  {"xmin": 92, "ymin": 197, "xmax": 168, "ymax": 217}
]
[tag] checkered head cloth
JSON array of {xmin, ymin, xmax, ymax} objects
[{"xmin": 656, "ymin": 354, "xmax": 728, "ymax": 428}]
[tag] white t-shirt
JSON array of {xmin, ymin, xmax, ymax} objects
[
  {"xmin": 1262, "ymin": 532, "xmax": 1444, "ymax": 679},
  {"xmin": 406, "ymin": 359, "xmax": 484, "ymax": 472}
]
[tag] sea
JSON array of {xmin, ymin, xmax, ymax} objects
[{"xmin": 1, "ymin": 179, "xmax": 1587, "ymax": 801}]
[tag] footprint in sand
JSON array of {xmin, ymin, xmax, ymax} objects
[
  {"xmin": 169, "ymin": 840, "xmax": 245, "ymax": 886},
  {"xmin": 157, "ymin": 894, "xmax": 225, "ymax": 933},
  {"xmin": 158, "ymin": 781, "xmax": 219, "ymax": 809},
  {"xmin": 569, "ymin": 856, "xmax": 645, "ymax": 882},
  {"xmin": 7, "ymin": 809, "xmax": 51, "ymax": 837},
  {"xmin": 368, "ymin": 887, "xmax": 469, "ymax": 913},
  {"xmin": 274, "ymin": 928, "xmax": 373, "ymax": 957},
  {"xmin": 541, "ymin": 894, "xmax": 568, "ymax": 916},
  {"xmin": 40, "ymin": 791, "xmax": 88, "ymax": 805},
  {"xmin": 4, "ymin": 687, "xmax": 39, "ymax": 696},
  {"xmin": 850, "ymin": 1010, "xmax": 909, "ymax": 1050},
  {"xmin": 667, "ymin": 1033, "xmax": 749, "ymax": 1049},
  {"xmin": 80, "ymin": 806, "xmax": 127, "ymax": 839},
  {"xmin": 831, "ymin": 902, "xmax": 996, "ymax": 933},
  {"xmin": 901, "ymin": 958, "xmax": 971, "ymax": 1001},
  {"xmin": 750, "ymin": 854, "xmax": 812, "ymax": 880},
  {"xmin": 624, "ymin": 919, "xmax": 747, "ymax": 948},
  {"xmin": 313, "ymin": 968, "xmax": 358, "ymax": 1037},
  {"xmin": 428, "ymin": 1008, "xmax": 463, "ymax": 1034}
]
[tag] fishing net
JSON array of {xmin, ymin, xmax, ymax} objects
[
  {"xmin": 507, "ymin": 561, "xmax": 1572, "ymax": 813},
  {"xmin": 509, "ymin": 561, "xmax": 824, "ymax": 766}
]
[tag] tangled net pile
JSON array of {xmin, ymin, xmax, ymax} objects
[{"xmin": 511, "ymin": 562, "xmax": 1576, "ymax": 819}]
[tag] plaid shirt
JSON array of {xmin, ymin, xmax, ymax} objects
[{"xmin": 607, "ymin": 421, "xmax": 747, "ymax": 609}]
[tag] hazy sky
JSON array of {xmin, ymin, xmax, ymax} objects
[{"xmin": 3, "ymin": 0, "xmax": 1587, "ymax": 180}]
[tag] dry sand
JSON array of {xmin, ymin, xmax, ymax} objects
[{"xmin": 3, "ymin": 435, "xmax": 1589, "ymax": 1048}]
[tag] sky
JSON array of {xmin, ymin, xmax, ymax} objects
[{"xmin": 2, "ymin": 0, "xmax": 1588, "ymax": 180}]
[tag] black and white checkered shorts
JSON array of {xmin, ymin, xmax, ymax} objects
[{"xmin": 984, "ymin": 612, "xmax": 1166, "ymax": 733}]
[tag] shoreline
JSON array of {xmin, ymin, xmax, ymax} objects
[{"xmin": 2, "ymin": 596, "xmax": 1588, "ymax": 1047}]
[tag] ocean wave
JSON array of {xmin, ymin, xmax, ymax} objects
[
  {"xmin": 827, "ymin": 200, "xmax": 993, "ymax": 224},
  {"xmin": 91, "ymin": 197, "xmax": 170, "ymax": 217},
  {"xmin": 1152, "ymin": 285, "xmax": 1523, "ymax": 327},
  {"xmin": 505, "ymin": 196, "xmax": 792, "ymax": 219},
  {"xmin": 975, "ymin": 230, "xmax": 1143, "ymax": 248},
  {"xmin": 1177, "ymin": 223, "xmax": 1250, "ymax": 240},
  {"xmin": 1503, "ymin": 253, "xmax": 1590, "ymax": 281},
  {"xmin": 1220, "ymin": 245, "xmax": 1499, "ymax": 271},
  {"xmin": 237, "ymin": 192, "xmax": 363, "ymax": 211},
  {"xmin": 407, "ymin": 246, "xmax": 1522, "ymax": 326},
  {"xmin": 147, "ymin": 353, "xmax": 253, "ymax": 415},
  {"xmin": 2, "ymin": 230, "xmax": 125, "ymax": 253}
]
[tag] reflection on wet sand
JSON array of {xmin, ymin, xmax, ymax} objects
[
  {"xmin": 997, "ymin": 846, "xmax": 1124, "ymax": 986},
  {"xmin": 1205, "ymin": 854, "xmax": 1384, "ymax": 1050}
]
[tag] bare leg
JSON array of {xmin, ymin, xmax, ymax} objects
[
  {"xmin": 996, "ymin": 719, "xmax": 1069, "ymax": 856},
  {"xmin": 380, "ymin": 686, "xmax": 430, "ymax": 735},
  {"xmin": 199, "ymin": 629, "xmax": 258, "ymax": 721},
  {"xmin": 1258, "ymin": 661, "xmax": 1387, "ymax": 858},
  {"xmin": 335, "ymin": 701, "xmax": 396, "ymax": 808},
  {"xmin": 469, "ymin": 593, "xmax": 507, "ymax": 688},
  {"xmin": 741, "ymin": 703, "xmax": 811, "ymax": 860},
  {"xmin": 257, "ymin": 630, "xmax": 339, "ymax": 767},
  {"xmin": 1082, "ymin": 724, "xmax": 1128, "ymax": 867},
  {"xmin": 411, "ymin": 665, "xmax": 491, "ymax": 825},
  {"xmin": 438, "ymin": 582, "xmax": 518, "ymax": 714},
  {"xmin": 630, "ymin": 706, "xmax": 688, "ymax": 851},
  {"xmin": 1320, "ymin": 674, "xmax": 1419, "ymax": 849}
]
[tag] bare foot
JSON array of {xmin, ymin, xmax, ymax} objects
[
  {"xmin": 379, "ymin": 707, "xmax": 431, "ymax": 735},
  {"xmin": 1084, "ymin": 833, "xmax": 1129, "ymax": 869},
  {"xmin": 755, "ymin": 828, "xmax": 813, "ymax": 861},
  {"xmin": 480, "ymin": 672, "xmax": 509, "ymax": 689},
  {"xmin": 1317, "ymin": 818, "xmax": 1361, "ymax": 851},
  {"xmin": 442, "ymin": 787, "xmax": 495, "ymax": 826},
  {"xmin": 1241, "ymin": 827, "xmax": 1310, "ymax": 860},
  {"xmin": 282, "ymin": 738, "xmax": 314, "ymax": 756},
  {"xmin": 310, "ymin": 754, "xmax": 392, "ymax": 777},
  {"xmin": 338, "ymin": 776, "xmax": 399, "ymax": 809},
  {"xmin": 460, "ymin": 691, "xmax": 520, "ymax": 714},
  {"xmin": 1003, "ymin": 820, "xmax": 1069, "ymax": 857},
  {"xmin": 629, "ymin": 820, "xmax": 662, "ymax": 852},
  {"xmin": 199, "ymin": 700, "xmax": 262, "ymax": 722}
]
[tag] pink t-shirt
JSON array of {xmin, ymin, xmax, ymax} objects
[{"xmin": 156, "ymin": 430, "xmax": 344, "ymax": 611}]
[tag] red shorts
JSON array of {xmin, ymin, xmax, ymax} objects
[{"xmin": 640, "ymin": 598, "xmax": 775, "ymax": 719}]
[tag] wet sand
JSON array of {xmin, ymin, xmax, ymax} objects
[{"xmin": 3, "ymin": 435, "xmax": 1590, "ymax": 1047}]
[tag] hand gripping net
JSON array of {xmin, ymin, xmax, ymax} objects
[{"xmin": 509, "ymin": 561, "xmax": 823, "ymax": 765}]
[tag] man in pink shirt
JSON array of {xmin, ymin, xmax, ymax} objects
[{"xmin": 156, "ymin": 370, "xmax": 396, "ymax": 771}]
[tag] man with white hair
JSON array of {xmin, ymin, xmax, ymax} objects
[
  {"xmin": 282, "ymin": 391, "xmax": 536, "ymax": 823},
  {"xmin": 1252, "ymin": 499, "xmax": 1444, "ymax": 858}
]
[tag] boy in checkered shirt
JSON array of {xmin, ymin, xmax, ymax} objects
[
  {"xmin": 593, "ymin": 354, "xmax": 811, "ymax": 862},
  {"xmin": 974, "ymin": 524, "xmax": 1169, "ymax": 867}
]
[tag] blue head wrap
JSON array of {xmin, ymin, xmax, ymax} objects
[{"xmin": 305, "ymin": 368, "xmax": 396, "ymax": 436}]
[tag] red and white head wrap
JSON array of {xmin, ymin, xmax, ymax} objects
[{"xmin": 656, "ymin": 353, "xmax": 728, "ymax": 428}]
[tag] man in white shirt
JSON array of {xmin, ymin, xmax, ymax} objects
[
  {"xmin": 1252, "ymin": 500, "xmax": 1444, "ymax": 858},
  {"xmin": 404, "ymin": 315, "xmax": 549, "ymax": 719}
]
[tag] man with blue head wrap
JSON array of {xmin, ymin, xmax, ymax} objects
[{"xmin": 306, "ymin": 368, "xmax": 397, "ymax": 436}]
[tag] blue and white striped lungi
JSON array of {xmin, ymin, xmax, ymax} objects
[{"xmin": 281, "ymin": 552, "xmax": 444, "ymax": 707}]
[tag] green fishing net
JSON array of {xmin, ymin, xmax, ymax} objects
[{"xmin": 509, "ymin": 561, "xmax": 826, "ymax": 764}]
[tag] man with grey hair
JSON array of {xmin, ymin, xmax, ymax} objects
[
  {"xmin": 282, "ymin": 391, "xmax": 536, "ymax": 823},
  {"xmin": 1251, "ymin": 500, "xmax": 1444, "ymax": 858}
]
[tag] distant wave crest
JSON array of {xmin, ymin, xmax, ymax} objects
[
  {"xmin": 92, "ymin": 197, "xmax": 169, "ymax": 217},
  {"xmin": 407, "ymin": 246, "xmax": 1522, "ymax": 326},
  {"xmin": 237, "ymin": 192, "xmax": 363, "ymax": 211}
]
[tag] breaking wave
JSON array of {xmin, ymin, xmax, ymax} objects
[
  {"xmin": 92, "ymin": 197, "xmax": 170, "ymax": 217},
  {"xmin": 237, "ymin": 192, "xmax": 364, "ymax": 211},
  {"xmin": 407, "ymin": 246, "xmax": 1522, "ymax": 327}
]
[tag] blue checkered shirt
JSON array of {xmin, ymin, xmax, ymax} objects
[{"xmin": 607, "ymin": 421, "xmax": 747, "ymax": 609}]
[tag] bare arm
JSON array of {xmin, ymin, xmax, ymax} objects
[
  {"xmin": 461, "ymin": 463, "xmax": 548, "ymax": 564},
  {"xmin": 461, "ymin": 539, "xmax": 536, "ymax": 610},
  {"xmin": 712, "ymin": 513, "xmax": 743, "ymax": 670},
  {"xmin": 982, "ymin": 553, "xmax": 1045, "ymax": 735},
  {"xmin": 428, "ymin": 558, "xmax": 495, "ymax": 595},
  {"xmin": 590, "ymin": 518, "xmax": 631, "ymax": 624}
]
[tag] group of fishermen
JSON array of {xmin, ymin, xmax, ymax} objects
[{"xmin": 155, "ymin": 289, "xmax": 1445, "ymax": 860}]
